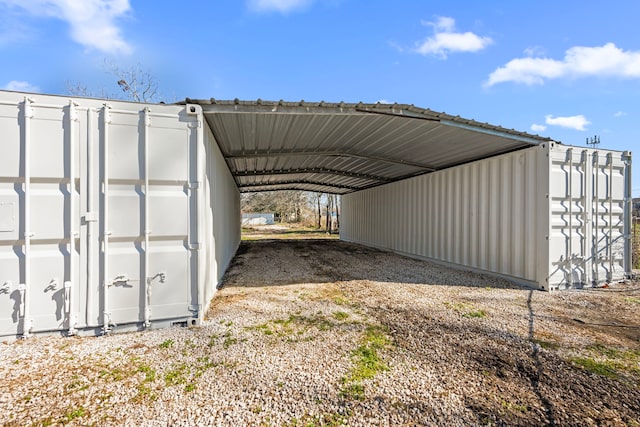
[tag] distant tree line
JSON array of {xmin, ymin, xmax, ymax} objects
[{"xmin": 241, "ymin": 191, "xmax": 340, "ymax": 233}]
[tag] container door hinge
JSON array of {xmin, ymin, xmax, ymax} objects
[
  {"xmin": 188, "ymin": 181, "xmax": 200, "ymax": 190},
  {"xmin": 188, "ymin": 243, "xmax": 200, "ymax": 250},
  {"xmin": 188, "ymin": 305, "xmax": 200, "ymax": 316}
]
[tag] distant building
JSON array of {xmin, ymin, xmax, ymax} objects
[{"xmin": 242, "ymin": 213, "xmax": 275, "ymax": 226}]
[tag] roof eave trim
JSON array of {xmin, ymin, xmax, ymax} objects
[{"xmin": 439, "ymin": 119, "xmax": 554, "ymax": 146}]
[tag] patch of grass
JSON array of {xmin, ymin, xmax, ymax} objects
[
  {"xmin": 159, "ymin": 339, "xmax": 174, "ymax": 349},
  {"xmin": 362, "ymin": 325, "xmax": 391, "ymax": 349},
  {"xmin": 583, "ymin": 344, "xmax": 640, "ymax": 376},
  {"xmin": 588, "ymin": 343, "xmax": 622, "ymax": 358},
  {"xmin": 98, "ymin": 367, "xmax": 127, "ymax": 382},
  {"xmin": 207, "ymin": 334, "xmax": 218, "ymax": 347},
  {"xmin": 159, "ymin": 356, "xmax": 217, "ymax": 394},
  {"xmin": 64, "ymin": 406, "xmax": 86, "ymax": 422},
  {"xmin": 333, "ymin": 296, "xmax": 351, "ymax": 306},
  {"xmin": 350, "ymin": 345, "xmax": 387, "ymax": 380},
  {"xmin": 165, "ymin": 363, "xmax": 189, "ymax": 386},
  {"xmin": 223, "ymin": 330, "xmax": 238, "ymax": 349},
  {"xmin": 464, "ymin": 309, "xmax": 487, "ymax": 318},
  {"xmin": 340, "ymin": 325, "xmax": 391, "ymax": 401},
  {"xmin": 501, "ymin": 399, "xmax": 529, "ymax": 413},
  {"xmin": 444, "ymin": 301, "xmax": 488, "ymax": 319},
  {"xmin": 624, "ymin": 297, "xmax": 640, "ymax": 304},
  {"xmin": 138, "ymin": 363, "xmax": 156, "ymax": 382},
  {"xmin": 134, "ymin": 383, "xmax": 157, "ymax": 402},
  {"xmin": 246, "ymin": 323, "xmax": 274, "ymax": 336},
  {"xmin": 65, "ymin": 378, "xmax": 89, "ymax": 391},
  {"xmin": 195, "ymin": 356, "xmax": 217, "ymax": 377},
  {"xmin": 333, "ymin": 311, "xmax": 349, "ymax": 321},
  {"xmin": 571, "ymin": 357, "xmax": 619, "ymax": 378},
  {"xmin": 248, "ymin": 313, "xmax": 339, "ymax": 340},
  {"xmin": 339, "ymin": 382, "xmax": 365, "ymax": 401}
]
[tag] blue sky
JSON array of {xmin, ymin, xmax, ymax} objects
[{"xmin": 1, "ymin": 0, "xmax": 639, "ymax": 195}]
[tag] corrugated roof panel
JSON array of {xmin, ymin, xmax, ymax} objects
[{"xmin": 188, "ymin": 99, "xmax": 554, "ymax": 194}]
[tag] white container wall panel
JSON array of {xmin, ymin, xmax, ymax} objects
[
  {"xmin": 342, "ymin": 146, "xmax": 541, "ymax": 285},
  {"xmin": 341, "ymin": 143, "xmax": 631, "ymax": 290},
  {"xmin": 200, "ymin": 123, "xmax": 241, "ymax": 314},
  {"xmin": 0, "ymin": 91, "xmax": 241, "ymax": 338}
]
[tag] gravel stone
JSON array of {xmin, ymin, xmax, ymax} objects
[{"xmin": 1, "ymin": 238, "xmax": 639, "ymax": 426}]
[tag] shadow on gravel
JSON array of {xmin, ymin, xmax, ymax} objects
[
  {"xmin": 527, "ymin": 290, "xmax": 556, "ymax": 426},
  {"xmin": 360, "ymin": 297, "xmax": 640, "ymax": 426},
  {"xmin": 220, "ymin": 239, "xmax": 525, "ymax": 290}
]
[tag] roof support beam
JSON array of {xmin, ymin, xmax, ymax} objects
[
  {"xmin": 240, "ymin": 186, "xmax": 349, "ymax": 194},
  {"xmin": 238, "ymin": 179, "xmax": 359, "ymax": 192},
  {"xmin": 234, "ymin": 167, "xmax": 391, "ymax": 183},
  {"xmin": 225, "ymin": 150, "xmax": 437, "ymax": 171}
]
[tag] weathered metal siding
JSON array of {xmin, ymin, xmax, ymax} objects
[
  {"xmin": 341, "ymin": 143, "xmax": 631, "ymax": 290},
  {"xmin": 0, "ymin": 91, "xmax": 240, "ymax": 338}
]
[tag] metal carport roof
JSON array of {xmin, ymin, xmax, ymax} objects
[{"xmin": 183, "ymin": 99, "xmax": 555, "ymax": 194}]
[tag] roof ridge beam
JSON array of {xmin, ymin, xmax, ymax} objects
[
  {"xmin": 354, "ymin": 106, "xmax": 440, "ymax": 122},
  {"xmin": 238, "ymin": 179, "xmax": 359, "ymax": 191},
  {"xmin": 225, "ymin": 150, "xmax": 437, "ymax": 171},
  {"xmin": 234, "ymin": 167, "xmax": 391, "ymax": 182}
]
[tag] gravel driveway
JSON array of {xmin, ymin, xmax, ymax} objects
[{"xmin": 2, "ymin": 237, "xmax": 639, "ymax": 426}]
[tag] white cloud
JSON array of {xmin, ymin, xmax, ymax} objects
[
  {"xmin": 486, "ymin": 43, "xmax": 640, "ymax": 86},
  {"xmin": 414, "ymin": 16, "xmax": 492, "ymax": 58},
  {"xmin": 614, "ymin": 111, "xmax": 626, "ymax": 117},
  {"xmin": 0, "ymin": 0, "xmax": 131, "ymax": 54},
  {"xmin": 3, "ymin": 80, "xmax": 40, "ymax": 92},
  {"xmin": 545, "ymin": 114, "xmax": 590, "ymax": 131},
  {"xmin": 530, "ymin": 123, "xmax": 547, "ymax": 132},
  {"xmin": 247, "ymin": 0, "xmax": 313, "ymax": 13}
]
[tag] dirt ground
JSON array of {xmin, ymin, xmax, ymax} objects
[{"xmin": 219, "ymin": 227, "xmax": 640, "ymax": 425}]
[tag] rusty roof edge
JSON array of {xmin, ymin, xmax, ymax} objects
[{"xmin": 180, "ymin": 98, "xmax": 559, "ymax": 145}]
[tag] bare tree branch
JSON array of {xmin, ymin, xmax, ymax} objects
[{"xmin": 66, "ymin": 60, "xmax": 160, "ymax": 103}]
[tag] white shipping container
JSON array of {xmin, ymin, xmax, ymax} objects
[
  {"xmin": 341, "ymin": 142, "xmax": 632, "ymax": 290},
  {"xmin": 0, "ymin": 91, "xmax": 240, "ymax": 338}
]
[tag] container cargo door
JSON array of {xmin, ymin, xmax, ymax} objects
[
  {"xmin": 548, "ymin": 146, "xmax": 629, "ymax": 289},
  {"xmin": 101, "ymin": 106, "xmax": 197, "ymax": 330},
  {"xmin": 591, "ymin": 151, "xmax": 628, "ymax": 284},
  {"xmin": 0, "ymin": 98, "xmax": 81, "ymax": 337}
]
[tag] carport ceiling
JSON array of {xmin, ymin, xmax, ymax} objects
[{"xmin": 184, "ymin": 99, "xmax": 555, "ymax": 194}]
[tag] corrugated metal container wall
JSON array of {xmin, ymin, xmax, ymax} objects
[
  {"xmin": 341, "ymin": 142, "xmax": 631, "ymax": 290},
  {"xmin": 0, "ymin": 91, "xmax": 240, "ymax": 338},
  {"xmin": 201, "ymin": 122, "xmax": 241, "ymax": 311}
]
